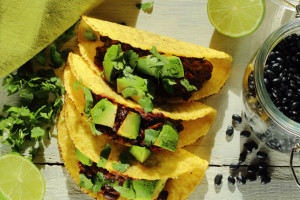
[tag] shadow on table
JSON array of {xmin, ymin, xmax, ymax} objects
[{"xmin": 87, "ymin": 0, "xmax": 142, "ymax": 27}]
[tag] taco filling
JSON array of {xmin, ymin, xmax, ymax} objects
[
  {"xmin": 78, "ymin": 161, "xmax": 169, "ymax": 200},
  {"xmin": 89, "ymin": 33, "xmax": 213, "ymax": 111},
  {"xmin": 90, "ymin": 93, "xmax": 183, "ymax": 153}
]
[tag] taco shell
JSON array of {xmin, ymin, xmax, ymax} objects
[
  {"xmin": 78, "ymin": 16, "xmax": 232, "ymax": 101},
  {"xmin": 58, "ymin": 106, "xmax": 207, "ymax": 200},
  {"xmin": 65, "ymin": 56, "xmax": 217, "ymax": 147}
]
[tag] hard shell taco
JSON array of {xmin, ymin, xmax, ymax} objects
[
  {"xmin": 58, "ymin": 103, "xmax": 208, "ymax": 200},
  {"xmin": 77, "ymin": 16, "xmax": 232, "ymax": 111},
  {"xmin": 64, "ymin": 54, "xmax": 217, "ymax": 155}
]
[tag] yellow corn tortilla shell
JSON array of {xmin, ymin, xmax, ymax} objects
[
  {"xmin": 64, "ymin": 60, "xmax": 216, "ymax": 147},
  {"xmin": 58, "ymin": 109, "xmax": 208, "ymax": 200},
  {"xmin": 78, "ymin": 16, "xmax": 232, "ymax": 101},
  {"xmin": 64, "ymin": 96, "xmax": 207, "ymax": 180}
]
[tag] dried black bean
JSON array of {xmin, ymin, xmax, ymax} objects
[
  {"xmin": 236, "ymin": 175, "xmax": 246, "ymax": 184},
  {"xmin": 259, "ymin": 162, "xmax": 268, "ymax": 169},
  {"xmin": 244, "ymin": 143, "xmax": 253, "ymax": 153},
  {"xmin": 228, "ymin": 175, "xmax": 236, "ymax": 185},
  {"xmin": 247, "ymin": 165, "xmax": 259, "ymax": 173},
  {"xmin": 261, "ymin": 175, "xmax": 271, "ymax": 184},
  {"xmin": 257, "ymin": 151, "xmax": 268, "ymax": 159},
  {"xmin": 229, "ymin": 163, "xmax": 239, "ymax": 171},
  {"xmin": 248, "ymin": 141, "xmax": 258, "ymax": 150},
  {"xmin": 240, "ymin": 130, "xmax": 251, "ymax": 138},
  {"xmin": 257, "ymin": 169, "xmax": 268, "ymax": 178},
  {"xmin": 239, "ymin": 151, "xmax": 247, "ymax": 163},
  {"xmin": 226, "ymin": 125, "xmax": 234, "ymax": 136},
  {"xmin": 214, "ymin": 174, "xmax": 223, "ymax": 186},
  {"xmin": 245, "ymin": 173, "xmax": 257, "ymax": 182},
  {"xmin": 232, "ymin": 114, "xmax": 242, "ymax": 124}
]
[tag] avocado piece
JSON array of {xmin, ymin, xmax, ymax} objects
[
  {"xmin": 129, "ymin": 146, "xmax": 151, "ymax": 163},
  {"xmin": 117, "ymin": 75, "xmax": 148, "ymax": 101},
  {"xmin": 90, "ymin": 98, "xmax": 117, "ymax": 128},
  {"xmin": 103, "ymin": 44, "xmax": 123, "ymax": 82},
  {"xmin": 161, "ymin": 56, "xmax": 184, "ymax": 78},
  {"xmin": 154, "ymin": 121, "xmax": 179, "ymax": 152},
  {"xmin": 113, "ymin": 179, "xmax": 136, "ymax": 199},
  {"xmin": 136, "ymin": 55, "xmax": 163, "ymax": 78},
  {"xmin": 144, "ymin": 129, "xmax": 160, "ymax": 147},
  {"xmin": 117, "ymin": 111, "xmax": 141, "ymax": 139},
  {"xmin": 133, "ymin": 178, "xmax": 168, "ymax": 200}
]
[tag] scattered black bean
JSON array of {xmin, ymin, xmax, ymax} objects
[
  {"xmin": 258, "ymin": 162, "xmax": 268, "ymax": 170},
  {"xmin": 240, "ymin": 130, "xmax": 251, "ymax": 138},
  {"xmin": 248, "ymin": 141, "xmax": 258, "ymax": 150},
  {"xmin": 228, "ymin": 175, "xmax": 236, "ymax": 185},
  {"xmin": 239, "ymin": 151, "xmax": 247, "ymax": 163},
  {"xmin": 226, "ymin": 125, "xmax": 234, "ymax": 136},
  {"xmin": 257, "ymin": 169, "xmax": 268, "ymax": 178},
  {"xmin": 232, "ymin": 114, "xmax": 242, "ymax": 124},
  {"xmin": 236, "ymin": 175, "xmax": 246, "ymax": 184},
  {"xmin": 246, "ymin": 173, "xmax": 257, "ymax": 182},
  {"xmin": 214, "ymin": 174, "xmax": 223, "ymax": 186},
  {"xmin": 229, "ymin": 163, "xmax": 240, "ymax": 171},
  {"xmin": 261, "ymin": 175, "xmax": 271, "ymax": 184},
  {"xmin": 257, "ymin": 151, "xmax": 268, "ymax": 159},
  {"xmin": 244, "ymin": 143, "xmax": 253, "ymax": 153},
  {"xmin": 248, "ymin": 165, "xmax": 259, "ymax": 173}
]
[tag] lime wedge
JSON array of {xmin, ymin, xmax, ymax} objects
[
  {"xmin": 0, "ymin": 154, "xmax": 45, "ymax": 200},
  {"xmin": 207, "ymin": 0, "xmax": 265, "ymax": 37}
]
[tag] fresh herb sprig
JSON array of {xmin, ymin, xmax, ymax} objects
[{"xmin": 0, "ymin": 63, "xmax": 65, "ymax": 160}]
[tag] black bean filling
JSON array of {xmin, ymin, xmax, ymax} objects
[
  {"xmin": 93, "ymin": 94, "xmax": 183, "ymax": 150},
  {"xmin": 78, "ymin": 161, "xmax": 169, "ymax": 200},
  {"xmin": 263, "ymin": 33, "xmax": 300, "ymax": 123},
  {"xmin": 94, "ymin": 36, "xmax": 213, "ymax": 100}
]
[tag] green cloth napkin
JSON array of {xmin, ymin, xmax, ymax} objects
[{"xmin": 0, "ymin": 0, "xmax": 104, "ymax": 78}]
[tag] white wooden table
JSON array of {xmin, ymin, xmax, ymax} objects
[{"xmin": 2, "ymin": 0, "xmax": 300, "ymax": 199}]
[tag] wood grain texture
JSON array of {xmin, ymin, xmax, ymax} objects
[{"xmin": 1, "ymin": 0, "xmax": 300, "ymax": 199}]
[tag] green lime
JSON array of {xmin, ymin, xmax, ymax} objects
[
  {"xmin": 207, "ymin": 0, "xmax": 265, "ymax": 37},
  {"xmin": 0, "ymin": 154, "xmax": 45, "ymax": 200}
]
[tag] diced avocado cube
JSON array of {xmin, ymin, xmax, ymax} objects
[
  {"xmin": 144, "ymin": 129, "xmax": 160, "ymax": 147},
  {"xmin": 136, "ymin": 55, "xmax": 163, "ymax": 78},
  {"xmin": 117, "ymin": 111, "xmax": 141, "ymax": 139},
  {"xmin": 154, "ymin": 121, "xmax": 179, "ymax": 152},
  {"xmin": 90, "ymin": 98, "xmax": 117, "ymax": 128},
  {"xmin": 161, "ymin": 56, "xmax": 184, "ymax": 78},
  {"xmin": 133, "ymin": 179, "xmax": 168, "ymax": 200},
  {"xmin": 113, "ymin": 179, "xmax": 136, "ymax": 199},
  {"xmin": 129, "ymin": 146, "xmax": 151, "ymax": 163},
  {"xmin": 117, "ymin": 76, "xmax": 148, "ymax": 101},
  {"xmin": 103, "ymin": 45, "xmax": 123, "ymax": 82}
]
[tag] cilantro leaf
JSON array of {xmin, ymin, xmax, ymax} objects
[
  {"xmin": 138, "ymin": 97, "xmax": 153, "ymax": 113},
  {"xmin": 34, "ymin": 49, "xmax": 46, "ymax": 65},
  {"xmin": 31, "ymin": 127, "xmax": 45, "ymax": 138},
  {"xmin": 162, "ymin": 78, "xmax": 176, "ymax": 94},
  {"xmin": 113, "ymin": 179, "xmax": 136, "ymax": 199},
  {"xmin": 136, "ymin": 1, "xmax": 154, "ymax": 12},
  {"xmin": 112, "ymin": 151, "xmax": 130, "ymax": 173},
  {"xmin": 150, "ymin": 46, "xmax": 169, "ymax": 64},
  {"xmin": 97, "ymin": 143, "xmax": 111, "ymax": 168},
  {"xmin": 79, "ymin": 174, "xmax": 93, "ymax": 190},
  {"xmin": 92, "ymin": 172, "xmax": 110, "ymax": 193},
  {"xmin": 83, "ymin": 28, "xmax": 98, "ymax": 41},
  {"xmin": 180, "ymin": 79, "xmax": 197, "ymax": 92},
  {"xmin": 89, "ymin": 122, "xmax": 102, "ymax": 136},
  {"xmin": 76, "ymin": 149, "xmax": 92, "ymax": 166},
  {"xmin": 50, "ymin": 44, "xmax": 64, "ymax": 68},
  {"xmin": 73, "ymin": 79, "xmax": 93, "ymax": 115}
]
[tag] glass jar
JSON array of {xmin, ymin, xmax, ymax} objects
[{"xmin": 242, "ymin": 18, "xmax": 300, "ymax": 153}]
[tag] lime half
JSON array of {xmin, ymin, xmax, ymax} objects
[
  {"xmin": 0, "ymin": 154, "xmax": 45, "ymax": 200},
  {"xmin": 207, "ymin": 0, "xmax": 265, "ymax": 37}
]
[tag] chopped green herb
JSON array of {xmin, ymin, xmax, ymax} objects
[
  {"xmin": 89, "ymin": 122, "xmax": 102, "ymax": 136},
  {"xmin": 150, "ymin": 46, "xmax": 169, "ymax": 65},
  {"xmin": 79, "ymin": 174, "xmax": 93, "ymax": 190},
  {"xmin": 97, "ymin": 143, "xmax": 111, "ymax": 168},
  {"xmin": 136, "ymin": 1, "xmax": 154, "ymax": 12},
  {"xmin": 162, "ymin": 78, "xmax": 176, "ymax": 94},
  {"xmin": 50, "ymin": 44, "xmax": 64, "ymax": 68},
  {"xmin": 73, "ymin": 79, "xmax": 93, "ymax": 115},
  {"xmin": 76, "ymin": 149, "xmax": 92, "ymax": 166},
  {"xmin": 31, "ymin": 127, "xmax": 45, "ymax": 138},
  {"xmin": 83, "ymin": 28, "xmax": 98, "ymax": 41},
  {"xmin": 92, "ymin": 172, "xmax": 110, "ymax": 193},
  {"xmin": 112, "ymin": 151, "xmax": 130, "ymax": 173},
  {"xmin": 113, "ymin": 179, "xmax": 136, "ymax": 199},
  {"xmin": 180, "ymin": 79, "xmax": 197, "ymax": 92},
  {"xmin": 144, "ymin": 129, "xmax": 160, "ymax": 147},
  {"xmin": 34, "ymin": 49, "xmax": 46, "ymax": 65},
  {"xmin": 138, "ymin": 97, "xmax": 153, "ymax": 113}
]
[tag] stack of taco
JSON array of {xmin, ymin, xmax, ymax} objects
[{"xmin": 57, "ymin": 16, "xmax": 232, "ymax": 200}]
